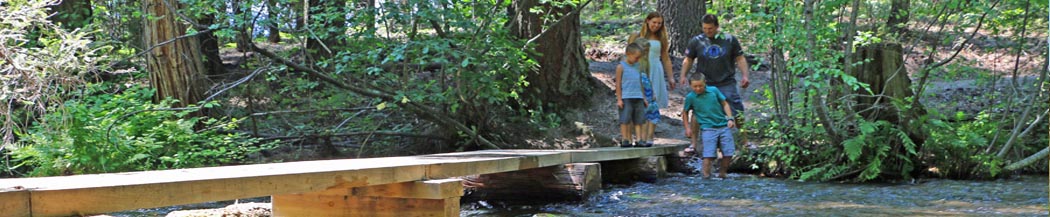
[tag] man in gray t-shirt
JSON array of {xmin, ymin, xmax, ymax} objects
[
  {"xmin": 678, "ymin": 14, "xmax": 750, "ymax": 117},
  {"xmin": 678, "ymin": 14, "xmax": 751, "ymax": 150}
]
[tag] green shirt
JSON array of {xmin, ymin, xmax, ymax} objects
[{"xmin": 683, "ymin": 87, "xmax": 729, "ymax": 129}]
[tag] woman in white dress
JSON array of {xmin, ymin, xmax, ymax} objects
[{"xmin": 628, "ymin": 12, "xmax": 674, "ymax": 139}]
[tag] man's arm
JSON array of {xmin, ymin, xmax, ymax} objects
[
  {"xmin": 735, "ymin": 55, "xmax": 750, "ymax": 89},
  {"xmin": 680, "ymin": 57, "xmax": 694, "ymax": 86}
]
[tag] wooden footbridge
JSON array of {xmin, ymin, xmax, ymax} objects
[{"xmin": 0, "ymin": 144, "xmax": 688, "ymax": 216}]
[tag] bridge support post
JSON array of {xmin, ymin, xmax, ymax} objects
[
  {"xmin": 462, "ymin": 163, "xmax": 601, "ymax": 202},
  {"xmin": 272, "ymin": 178, "xmax": 463, "ymax": 217},
  {"xmin": 0, "ymin": 190, "xmax": 30, "ymax": 217},
  {"xmin": 601, "ymin": 156, "xmax": 667, "ymax": 184}
]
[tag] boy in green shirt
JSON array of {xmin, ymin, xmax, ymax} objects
[{"xmin": 682, "ymin": 75, "xmax": 736, "ymax": 179}]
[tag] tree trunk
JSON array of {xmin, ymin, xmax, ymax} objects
[
  {"xmin": 234, "ymin": 0, "xmax": 252, "ymax": 52},
  {"xmin": 852, "ymin": 43, "xmax": 921, "ymax": 124},
  {"xmin": 267, "ymin": 0, "xmax": 281, "ymax": 43},
  {"xmin": 886, "ymin": 0, "xmax": 910, "ymax": 35},
  {"xmin": 852, "ymin": 43, "xmax": 928, "ymax": 166},
  {"xmin": 198, "ymin": 15, "xmax": 226, "ymax": 76},
  {"xmin": 143, "ymin": 0, "xmax": 207, "ymax": 109},
  {"xmin": 48, "ymin": 0, "xmax": 93, "ymax": 30},
  {"xmin": 658, "ymin": 0, "xmax": 704, "ymax": 57},
  {"xmin": 509, "ymin": 0, "xmax": 595, "ymax": 106}
]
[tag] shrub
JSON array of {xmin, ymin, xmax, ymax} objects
[{"xmin": 8, "ymin": 85, "xmax": 271, "ymax": 176}]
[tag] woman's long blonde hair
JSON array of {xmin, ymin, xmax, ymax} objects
[{"xmin": 630, "ymin": 12, "xmax": 670, "ymax": 62}]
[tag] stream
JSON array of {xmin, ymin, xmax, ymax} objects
[
  {"xmin": 461, "ymin": 173, "xmax": 1048, "ymax": 216},
  {"xmin": 106, "ymin": 173, "xmax": 1047, "ymax": 216}
]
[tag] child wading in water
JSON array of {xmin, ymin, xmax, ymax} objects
[
  {"xmin": 615, "ymin": 42, "xmax": 649, "ymax": 148},
  {"xmin": 682, "ymin": 75, "xmax": 736, "ymax": 179}
]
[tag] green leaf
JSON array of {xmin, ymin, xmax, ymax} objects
[{"xmin": 843, "ymin": 136, "xmax": 865, "ymax": 162}]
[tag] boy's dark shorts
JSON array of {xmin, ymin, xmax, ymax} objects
[{"xmin": 619, "ymin": 98, "xmax": 646, "ymax": 124}]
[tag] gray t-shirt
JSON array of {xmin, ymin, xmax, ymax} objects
[{"xmin": 684, "ymin": 33, "xmax": 744, "ymax": 87}]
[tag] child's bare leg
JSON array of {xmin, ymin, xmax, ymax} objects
[
  {"xmin": 633, "ymin": 124, "xmax": 644, "ymax": 144},
  {"xmin": 702, "ymin": 158, "xmax": 713, "ymax": 178},
  {"xmin": 719, "ymin": 157, "xmax": 731, "ymax": 178},
  {"xmin": 642, "ymin": 122, "xmax": 651, "ymax": 142},
  {"xmin": 620, "ymin": 124, "xmax": 630, "ymax": 142}
]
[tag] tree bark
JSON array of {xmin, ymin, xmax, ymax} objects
[
  {"xmin": 143, "ymin": 0, "xmax": 207, "ymax": 109},
  {"xmin": 886, "ymin": 0, "xmax": 910, "ymax": 35},
  {"xmin": 658, "ymin": 0, "xmax": 704, "ymax": 57},
  {"xmin": 509, "ymin": 0, "xmax": 596, "ymax": 106},
  {"xmin": 198, "ymin": 15, "xmax": 226, "ymax": 76}
]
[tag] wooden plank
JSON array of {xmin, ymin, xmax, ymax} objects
[
  {"xmin": 274, "ymin": 179, "xmax": 462, "ymax": 217},
  {"xmin": 0, "ymin": 190, "xmax": 30, "ymax": 217},
  {"xmin": 351, "ymin": 179, "xmax": 463, "ymax": 199},
  {"xmin": 0, "ymin": 147, "xmax": 682, "ymax": 216},
  {"xmin": 569, "ymin": 145, "xmax": 685, "ymax": 162},
  {"xmin": 273, "ymin": 195, "xmax": 459, "ymax": 217},
  {"xmin": 29, "ymin": 165, "xmax": 427, "ymax": 216}
]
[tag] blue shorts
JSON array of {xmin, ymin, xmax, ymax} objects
[
  {"xmin": 619, "ymin": 98, "xmax": 646, "ymax": 124},
  {"xmin": 702, "ymin": 127, "xmax": 736, "ymax": 158}
]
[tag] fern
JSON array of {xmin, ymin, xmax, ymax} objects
[{"xmin": 842, "ymin": 135, "xmax": 866, "ymax": 162}]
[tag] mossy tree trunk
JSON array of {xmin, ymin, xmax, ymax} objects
[{"xmin": 508, "ymin": 0, "xmax": 596, "ymax": 107}]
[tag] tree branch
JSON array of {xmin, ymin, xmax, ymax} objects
[
  {"xmin": 251, "ymin": 107, "xmax": 375, "ymax": 117},
  {"xmin": 261, "ymin": 131, "xmax": 448, "ymax": 141},
  {"xmin": 249, "ymin": 43, "xmax": 501, "ymax": 149},
  {"xmin": 1004, "ymin": 146, "xmax": 1049, "ymax": 171}
]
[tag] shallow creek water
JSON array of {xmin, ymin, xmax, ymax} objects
[
  {"xmin": 462, "ymin": 173, "xmax": 1048, "ymax": 216},
  {"xmin": 107, "ymin": 173, "xmax": 1047, "ymax": 216}
]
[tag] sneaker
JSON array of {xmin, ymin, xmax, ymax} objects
[{"xmin": 620, "ymin": 140, "xmax": 633, "ymax": 148}]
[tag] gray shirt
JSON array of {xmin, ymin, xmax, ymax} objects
[{"xmin": 685, "ymin": 33, "xmax": 744, "ymax": 87}]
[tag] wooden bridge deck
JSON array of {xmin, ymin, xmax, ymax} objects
[{"xmin": 0, "ymin": 145, "xmax": 685, "ymax": 216}]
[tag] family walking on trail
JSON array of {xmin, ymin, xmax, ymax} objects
[{"xmin": 615, "ymin": 12, "xmax": 751, "ymax": 179}]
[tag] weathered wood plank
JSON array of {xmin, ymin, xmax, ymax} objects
[
  {"xmin": 351, "ymin": 179, "xmax": 463, "ymax": 199},
  {"xmin": 0, "ymin": 190, "xmax": 30, "ymax": 217},
  {"xmin": 274, "ymin": 179, "xmax": 463, "ymax": 217},
  {"xmin": 569, "ymin": 145, "xmax": 685, "ymax": 162},
  {"xmin": 0, "ymin": 146, "xmax": 685, "ymax": 216}
]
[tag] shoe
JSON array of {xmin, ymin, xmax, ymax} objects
[
  {"xmin": 637, "ymin": 141, "xmax": 653, "ymax": 147},
  {"xmin": 620, "ymin": 140, "xmax": 633, "ymax": 148}
]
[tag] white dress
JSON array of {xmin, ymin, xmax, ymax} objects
[{"xmin": 647, "ymin": 39, "xmax": 669, "ymax": 109}]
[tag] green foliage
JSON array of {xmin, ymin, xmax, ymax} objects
[{"xmin": 8, "ymin": 86, "xmax": 271, "ymax": 176}]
